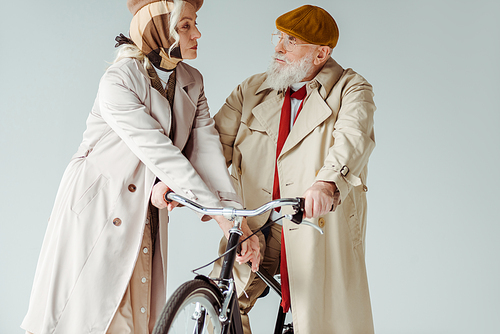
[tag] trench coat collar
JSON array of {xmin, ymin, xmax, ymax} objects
[
  {"xmin": 252, "ymin": 57, "xmax": 344, "ymax": 158},
  {"xmin": 134, "ymin": 59, "xmax": 196, "ymax": 89},
  {"xmin": 313, "ymin": 57, "xmax": 344, "ymax": 100}
]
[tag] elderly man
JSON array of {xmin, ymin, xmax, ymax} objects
[{"xmin": 212, "ymin": 4, "xmax": 376, "ymax": 334}]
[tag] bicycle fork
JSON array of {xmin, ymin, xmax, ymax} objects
[
  {"xmin": 191, "ymin": 302, "xmax": 206, "ymax": 334},
  {"xmin": 218, "ymin": 282, "xmax": 243, "ymax": 334}
]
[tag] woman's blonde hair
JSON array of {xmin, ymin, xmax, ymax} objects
[
  {"xmin": 168, "ymin": 0, "xmax": 184, "ymax": 54},
  {"xmin": 113, "ymin": 0, "xmax": 185, "ymax": 71}
]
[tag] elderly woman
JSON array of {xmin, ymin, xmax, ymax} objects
[{"xmin": 21, "ymin": 0, "xmax": 260, "ymax": 333}]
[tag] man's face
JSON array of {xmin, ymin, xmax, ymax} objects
[
  {"xmin": 266, "ymin": 30, "xmax": 331, "ymax": 90},
  {"xmin": 273, "ymin": 32, "xmax": 317, "ymax": 65}
]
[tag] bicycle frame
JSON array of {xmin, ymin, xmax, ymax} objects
[
  {"xmin": 163, "ymin": 192, "xmax": 320, "ymax": 334},
  {"xmin": 217, "ymin": 215, "xmax": 281, "ymax": 334},
  {"xmin": 218, "ymin": 220, "xmax": 244, "ymax": 334}
]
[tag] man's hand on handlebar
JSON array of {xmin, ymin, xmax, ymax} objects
[
  {"xmin": 151, "ymin": 181, "xmax": 178, "ymax": 211},
  {"xmin": 302, "ymin": 181, "xmax": 340, "ymax": 219},
  {"xmin": 213, "ymin": 216, "xmax": 261, "ymax": 272}
]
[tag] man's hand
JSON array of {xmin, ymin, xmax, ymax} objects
[
  {"xmin": 213, "ymin": 216, "xmax": 261, "ymax": 272},
  {"xmin": 302, "ymin": 181, "xmax": 340, "ymax": 218},
  {"xmin": 151, "ymin": 181, "xmax": 178, "ymax": 211}
]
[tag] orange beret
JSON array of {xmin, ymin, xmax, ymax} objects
[
  {"xmin": 276, "ymin": 5, "xmax": 339, "ymax": 49},
  {"xmin": 127, "ymin": 0, "xmax": 203, "ymax": 15}
]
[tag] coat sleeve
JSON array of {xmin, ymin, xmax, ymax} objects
[
  {"xmin": 213, "ymin": 83, "xmax": 245, "ymax": 167},
  {"xmin": 183, "ymin": 77, "xmax": 243, "ymax": 209},
  {"xmin": 97, "ymin": 63, "xmax": 224, "ymax": 208},
  {"xmin": 315, "ymin": 70, "xmax": 376, "ymax": 202}
]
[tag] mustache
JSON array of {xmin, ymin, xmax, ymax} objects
[{"xmin": 272, "ymin": 52, "xmax": 292, "ymax": 64}]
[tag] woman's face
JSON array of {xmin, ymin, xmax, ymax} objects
[{"xmin": 177, "ymin": 2, "xmax": 201, "ymax": 60}]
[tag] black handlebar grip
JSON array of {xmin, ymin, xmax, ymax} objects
[
  {"xmin": 164, "ymin": 190, "xmax": 174, "ymax": 203},
  {"xmin": 290, "ymin": 197, "xmax": 305, "ymax": 224}
]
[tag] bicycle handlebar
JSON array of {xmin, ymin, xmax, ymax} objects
[{"xmin": 165, "ymin": 191, "xmax": 323, "ymax": 234}]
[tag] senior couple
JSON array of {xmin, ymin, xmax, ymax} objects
[{"xmin": 22, "ymin": 0, "xmax": 376, "ymax": 333}]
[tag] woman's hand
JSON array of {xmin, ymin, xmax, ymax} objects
[
  {"xmin": 213, "ymin": 216, "xmax": 261, "ymax": 272},
  {"xmin": 151, "ymin": 181, "xmax": 178, "ymax": 211}
]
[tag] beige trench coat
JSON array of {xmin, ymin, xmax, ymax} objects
[
  {"xmin": 213, "ymin": 58, "xmax": 375, "ymax": 333},
  {"xmin": 22, "ymin": 58, "xmax": 240, "ymax": 334}
]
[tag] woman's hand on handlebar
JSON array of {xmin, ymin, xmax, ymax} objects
[
  {"xmin": 213, "ymin": 216, "xmax": 260, "ymax": 272},
  {"xmin": 151, "ymin": 181, "xmax": 178, "ymax": 211}
]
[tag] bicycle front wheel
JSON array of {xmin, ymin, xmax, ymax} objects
[{"xmin": 153, "ymin": 278, "xmax": 223, "ymax": 334}]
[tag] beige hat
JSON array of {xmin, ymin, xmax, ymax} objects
[{"xmin": 127, "ymin": 0, "xmax": 203, "ymax": 15}]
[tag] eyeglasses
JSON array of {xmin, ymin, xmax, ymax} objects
[{"xmin": 271, "ymin": 30, "xmax": 315, "ymax": 52}]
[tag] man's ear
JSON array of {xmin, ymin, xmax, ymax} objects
[{"xmin": 314, "ymin": 46, "xmax": 331, "ymax": 65}]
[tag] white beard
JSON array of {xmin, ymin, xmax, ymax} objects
[{"xmin": 265, "ymin": 52, "xmax": 314, "ymax": 91}]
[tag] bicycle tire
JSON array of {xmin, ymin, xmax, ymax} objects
[{"xmin": 153, "ymin": 278, "xmax": 223, "ymax": 334}]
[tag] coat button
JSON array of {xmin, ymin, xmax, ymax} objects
[
  {"xmin": 308, "ymin": 81, "xmax": 318, "ymax": 89},
  {"xmin": 128, "ymin": 184, "xmax": 137, "ymax": 192},
  {"xmin": 113, "ymin": 218, "xmax": 122, "ymax": 226},
  {"xmin": 318, "ymin": 217, "xmax": 325, "ymax": 228}
]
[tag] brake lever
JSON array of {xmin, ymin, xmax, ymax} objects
[
  {"xmin": 298, "ymin": 221, "xmax": 324, "ymax": 234},
  {"xmin": 285, "ymin": 198, "xmax": 324, "ymax": 235},
  {"xmin": 290, "ymin": 197, "xmax": 304, "ymax": 224}
]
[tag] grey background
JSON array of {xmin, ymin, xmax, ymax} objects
[{"xmin": 1, "ymin": 0, "xmax": 499, "ymax": 333}]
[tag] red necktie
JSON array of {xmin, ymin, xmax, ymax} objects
[{"xmin": 273, "ymin": 85, "xmax": 307, "ymax": 312}]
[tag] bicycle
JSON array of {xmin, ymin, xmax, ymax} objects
[{"xmin": 152, "ymin": 192, "xmax": 323, "ymax": 334}]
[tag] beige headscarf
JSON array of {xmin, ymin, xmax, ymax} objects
[{"xmin": 123, "ymin": 0, "xmax": 203, "ymax": 71}]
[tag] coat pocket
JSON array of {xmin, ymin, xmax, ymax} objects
[
  {"xmin": 341, "ymin": 192, "xmax": 362, "ymax": 248},
  {"xmin": 71, "ymin": 174, "xmax": 109, "ymax": 215}
]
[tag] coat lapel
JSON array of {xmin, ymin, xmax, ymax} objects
[
  {"xmin": 137, "ymin": 61, "xmax": 196, "ymax": 151},
  {"xmin": 280, "ymin": 58, "xmax": 344, "ymax": 158},
  {"xmin": 249, "ymin": 58, "xmax": 345, "ymax": 158},
  {"xmin": 280, "ymin": 91, "xmax": 333, "ymax": 157},
  {"xmin": 171, "ymin": 63, "xmax": 197, "ymax": 150},
  {"xmin": 250, "ymin": 90, "xmax": 333, "ymax": 158}
]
